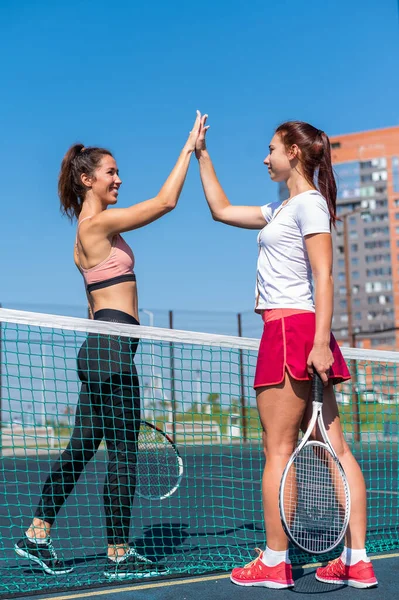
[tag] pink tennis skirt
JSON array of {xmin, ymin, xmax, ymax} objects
[{"xmin": 254, "ymin": 308, "xmax": 351, "ymax": 388}]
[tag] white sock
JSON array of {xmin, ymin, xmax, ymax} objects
[
  {"xmin": 340, "ymin": 547, "xmax": 370, "ymax": 566},
  {"xmin": 261, "ymin": 546, "xmax": 290, "ymax": 567},
  {"xmin": 25, "ymin": 532, "xmax": 48, "ymax": 545},
  {"xmin": 108, "ymin": 551, "xmax": 129, "ymax": 563}
]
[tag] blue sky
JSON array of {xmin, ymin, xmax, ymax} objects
[{"xmin": 1, "ymin": 0, "xmax": 399, "ymax": 326}]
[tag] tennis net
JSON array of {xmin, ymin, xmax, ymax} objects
[{"xmin": 0, "ymin": 308, "xmax": 398, "ymax": 597}]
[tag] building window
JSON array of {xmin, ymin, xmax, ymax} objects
[
  {"xmin": 366, "ymin": 281, "xmax": 392, "ymax": 292},
  {"xmin": 360, "ymin": 186, "xmax": 375, "ymax": 197},
  {"xmin": 339, "ymin": 286, "xmax": 346, "ymax": 295},
  {"xmin": 338, "ymin": 272, "xmax": 345, "ymax": 282},
  {"xmin": 368, "ymin": 213, "xmax": 388, "ymax": 223},
  {"xmin": 375, "ymin": 185, "xmax": 387, "ymax": 195},
  {"xmin": 351, "ymin": 244, "xmax": 358, "ymax": 252},
  {"xmin": 372, "ymin": 170, "xmax": 387, "ymax": 182},
  {"xmin": 354, "ymin": 312, "xmax": 362, "ymax": 320},
  {"xmin": 332, "ymin": 142, "xmax": 341, "ymax": 149},
  {"xmin": 364, "ymin": 226, "xmax": 389, "ymax": 236},
  {"xmin": 365, "ymin": 253, "xmax": 391, "ymax": 263},
  {"xmin": 393, "ymin": 157, "xmax": 399, "ymax": 193},
  {"xmin": 339, "ymin": 300, "xmax": 347, "ymax": 308},
  {"xmin": 366, "ymin": 267, "xmax": 391, "ymax": 277},
  {"xmin": 365, "ymin": 240, "xmax": 390, "ymax": 249},
  {"xmin": 373, "ymin": 197, "xmax": 383, "ymax": 206},
  {"xmin": 338, "ymin": 258, "xmax": 345, "ymax": 268},
  {"xmin": 361, "ymin": 174, "xmax": 372, "ymax": 183},
  {"xmin": 340, "ymin": 315, "xmax": 348, "ymax": 323},
  {"xmin": 376, "ymin": 199, "xmax": 388, "ymax": 208},
  {"xmin": 351, "ymin": 257, "xmax": 359, "ymax": 266},
  {"xmin": 354, "ymin": 298, "xmax": 361, "ymax": 307},
  {"xmin": 349, "ymin": 216, "xmax": 356, "ymax": 225},
  {"xmin": 361, "ymin": 160, "xmax": 372, "ymax": 169},
  {"xmin": 371, "ymin": 158, "xmax": 387, "ymax": 168},
  {"xmin": 352, "ymin": 271, "xmax": 360, "ymax": 279}
]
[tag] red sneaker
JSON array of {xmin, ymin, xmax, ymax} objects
[
  {"xmin": 230, "ymin": 548, "xmax": 294, "ymax": 589},
  {"xmin": 316, "ymin": 558, "xmax": 378, "ymax": 588}
]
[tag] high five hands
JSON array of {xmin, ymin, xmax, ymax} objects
[{"xmin": 184, "ymin": 111, "xmax": 210, "ymax": 157}]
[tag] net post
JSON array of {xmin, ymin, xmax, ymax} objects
[
  {"xmin": 343, "ymin": 212, "xmax": 361, "ymax": 443},
  {"xmin": 237, "ymin": 313, "xmax": 248, "ymax": 443},
  {"xmin": 169, "ymin": 310, "xmax": 176, "ymax": 441},
  {"xmin": 351, "ymin": 332, "xmax": 361, "ymax": 443}
]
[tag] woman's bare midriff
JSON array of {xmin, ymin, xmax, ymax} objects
[{"xmin": 89, "ymin": 281, "xmax": 139, "ymax": 322}]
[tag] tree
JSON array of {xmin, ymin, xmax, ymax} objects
[
  {"xmin": 205, "ymin": 393, "xmax": 220, "ymax": 414},
  {"xmin": 63, "ymin": 405, "xmax": 75, "ymax": 427},
  {"xmin": 231, "ymin": 397, "xmax": 240, "ymax": 413}
]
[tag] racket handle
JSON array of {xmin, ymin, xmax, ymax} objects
[{"xmin": 311, "ymin": 371, "xmax": 324, "ymax": 403}]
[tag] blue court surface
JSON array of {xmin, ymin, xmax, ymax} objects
[
  {"xmin": 7, "ymin": 552, "xmax": 399, "ymax": 600},
  {"xmin": 2, "ymin": 443, "xmax": 398, "ymax": 599}
]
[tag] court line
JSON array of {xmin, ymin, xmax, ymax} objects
[{"xmin": 30, "ymin": 551, "xmax": 399, "ymax": 600}]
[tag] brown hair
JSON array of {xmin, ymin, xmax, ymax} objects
[
  {"xmin": 58, "ymin": 144, "xmax": 113, "ymax": 220},
  {"xmin": 275, "ymin": 121, "xmax": 337, "ymax": 226}
]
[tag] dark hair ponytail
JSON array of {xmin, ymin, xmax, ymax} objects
[
  {"xmin": 275, "ymin": 121, "xmax": 337, "ymax": 226},
  {"xmin": 317, "ymin": 131, "xmax": 337, "ymax": 226},
  {"xmin": 58, "ymin": 143, "xmax": 113, "ymax": 221}
]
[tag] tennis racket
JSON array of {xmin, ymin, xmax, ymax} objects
[
  {"xmin": 279, "ymin": 372, "xmax": 351, "ymax": 554},
  {"xmin": 135, "ymin": 421, "xmax": 184, "ymax": 500}
]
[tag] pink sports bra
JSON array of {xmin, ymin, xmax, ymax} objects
[{"xmin": 75, "ymin": 216, "xmax": 136, "ymax": 293}]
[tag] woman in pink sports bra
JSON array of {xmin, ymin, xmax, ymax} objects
[
  {"xmin": 195, "ymin": 117, "xmax": 377, "ymax": 589},
  {"xmin": 15, "ymin": 113, "xmax": 202, "ymax": 581}
]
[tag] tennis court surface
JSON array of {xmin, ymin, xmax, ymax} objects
[
  {"xmin": 0, "ymin": 308, "xmax": 398, "ymax": 598},
  {"xmin": 6, "ymin": 552, "xmax": 398, "ymax": 600}
]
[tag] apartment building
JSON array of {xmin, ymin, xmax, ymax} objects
[
  {"xmin": 331, "ymin": 127, "xmax": 399, "ymax": 349},
  {"xmin": 278, "ymin": 126, "xmax": 399, "ymax": 349}
]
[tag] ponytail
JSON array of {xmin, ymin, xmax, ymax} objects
[
  {"xmin": 317, "ymin": 132, "xmax": 337, "ymax": 227},
  {"xmin": 58, "ymin": 144, "xmax": 113, "ymax": 221},
  {"xmin": 58, "ymin": 144, "xmax": 85, "ymax": 221}
]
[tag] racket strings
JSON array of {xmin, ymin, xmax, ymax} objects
[
  {"xmin": 136, "ymin": 425, "xmax": 182, "ymax": 499},
  {"xmin": 282, "ymin": 443, "xmax": 349, "ymax": 553}
]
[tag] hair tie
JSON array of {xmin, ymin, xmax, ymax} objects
[{"xmin": 80, "ymin": 146, "xmax": 86, "ymax": 153}]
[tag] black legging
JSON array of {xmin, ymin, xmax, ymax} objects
[{"xmin": 34, "ymin": 309, "xmax": 141, "ymax": 545}]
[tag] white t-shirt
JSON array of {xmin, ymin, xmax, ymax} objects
[{"xmin": 255, "ymin": 190, "xmax": 331, "ymax": 312}]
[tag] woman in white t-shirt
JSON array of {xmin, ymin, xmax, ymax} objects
[{"xmin": 195, "ymin": 116, "xmax": 377, "ymax": 589}]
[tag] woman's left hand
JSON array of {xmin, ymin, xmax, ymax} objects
[
  {"xmin": 195, "ymin": 113, "xmax": 210, "ymax": 159},
  {"xmin": 307, "ymin": 343, "xmax": 334, "ymax": 385}
]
